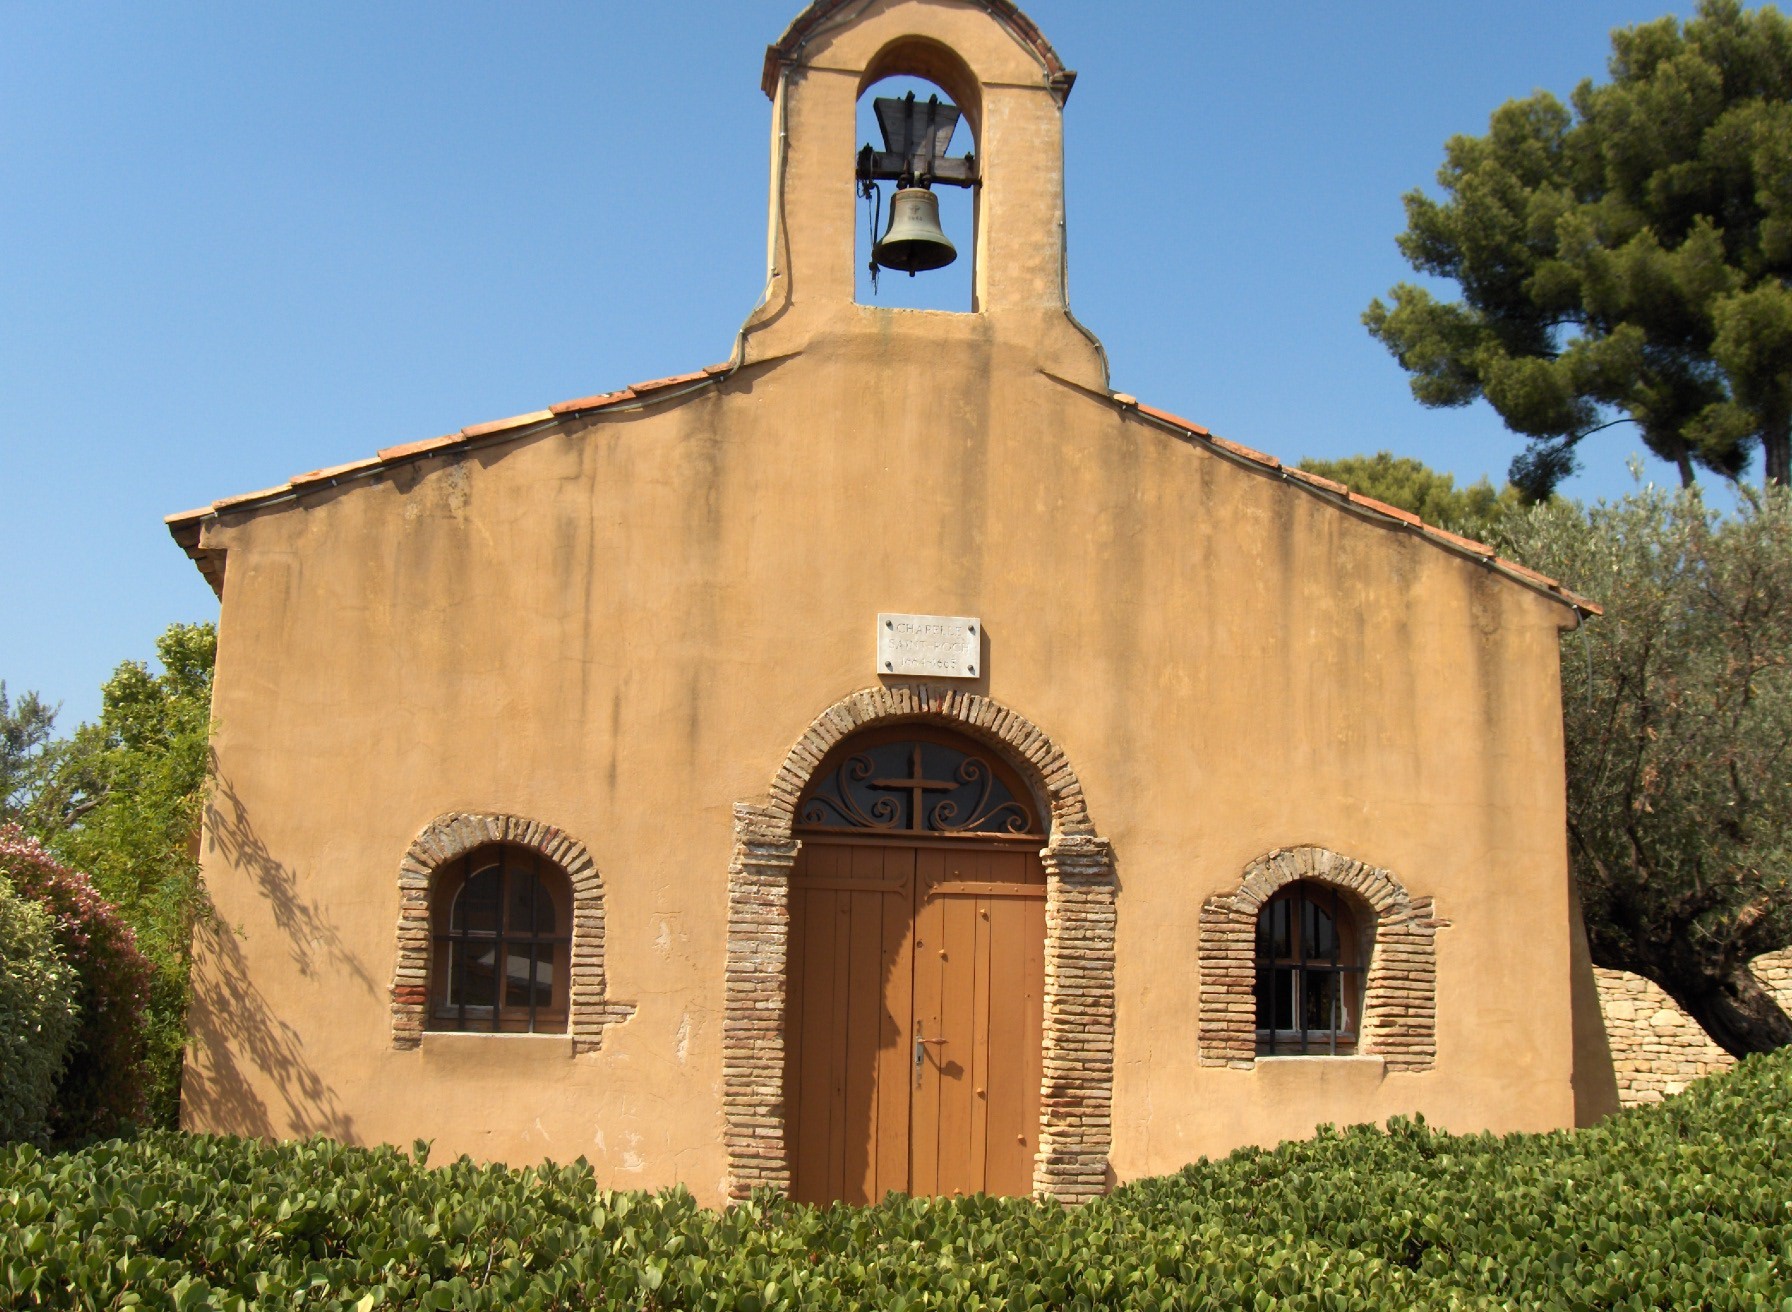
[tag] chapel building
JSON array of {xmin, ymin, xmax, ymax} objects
[{"xmin": 168, "ymin": 0, "xmax": 1619, "ymax": 1206}]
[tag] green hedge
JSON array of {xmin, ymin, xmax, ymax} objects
[
  {"xmin": 0, "ymin": 874, "xmax": 78, "ymax": 1148},
  {"xmin": 4, "ymin": 1049, "xmax": 1790, "ymax": 1310}
]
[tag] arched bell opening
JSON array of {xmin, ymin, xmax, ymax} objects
[{"xmin": 853, "ymin": 38, "xmax": 981, "ymax": 313}]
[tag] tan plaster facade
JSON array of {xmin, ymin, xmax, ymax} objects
[{"xmin": 173, "ymin": 0, "xmax": 1608, "ymax": 1205}]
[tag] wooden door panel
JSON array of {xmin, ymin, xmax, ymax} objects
[
  {"xmin": 928, "ymin": 891, "xmax": 985, "ymax": 1197},
  {"xmin": 847, "ymin": 844, "xmax": 912, "ymax": 1204},
  {"xmin": 788, "ymin": 843, "xmax": 912, "ymax": 1205},
  {"xmin": 875, "ymin": 873, "xmax": 914, "ymax": 1196},
  {"xmin": 907, "ymin": 848, "xmax": 947, "ymax": 1198},
  {"xmin": 982, "ymin": 890, "xmax": 1045, "ymax": 1195}
]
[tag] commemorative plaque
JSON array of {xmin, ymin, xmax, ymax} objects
[{"xmin": 876, "ymin": 613, "xmax": 980, "ymax": 678}]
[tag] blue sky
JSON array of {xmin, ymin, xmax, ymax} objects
[{"xmin": 2, "ymin": 1, "xmax": 1710, "ymax": 726}]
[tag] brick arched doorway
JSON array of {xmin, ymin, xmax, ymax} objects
[{"xmin": 722, "ymin": 685, "xmax": 1115, "ymax": 1204}]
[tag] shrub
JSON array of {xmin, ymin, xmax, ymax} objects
[
  {"xmin": 0, "ymin": 825, "xmax": 152, "ymax": 1141},
  {"xmin": 2, "ymin": 1048, "xmax": 1789, "ymax": 1308},
  {"xmin": 0, "ymin": 875, "xmax": 77, "ymax": 1146}
]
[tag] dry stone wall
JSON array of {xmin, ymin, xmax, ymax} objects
[{"xmin": 1595, "ymin": 948, "xmax": 1792, "ymax": 1105}]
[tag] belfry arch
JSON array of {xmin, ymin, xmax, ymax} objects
[{"xmin": 721, "ymin": 685, "xmax": 1116, "ymax": 1202}]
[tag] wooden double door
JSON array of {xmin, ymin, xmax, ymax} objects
[{"xmin": 785, "ymin": 835, "xmax": 1045, "ymax": 1204}]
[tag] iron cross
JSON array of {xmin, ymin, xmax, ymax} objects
[{"xmin": 871, "ymin": 743, "xmax": 957, "ymax": 830}]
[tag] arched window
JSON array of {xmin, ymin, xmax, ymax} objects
[
  {"xmin": 429, "ymin": 845, "xmax": 571, "ymax": 1034},
  {"xmin": 1255, "ymin": 881, "xmax": 1366, "ymax": 1056}
]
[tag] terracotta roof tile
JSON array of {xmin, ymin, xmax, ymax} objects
[
  {"xmin": 550, "ymin": 389, "xmax": 634, "ymax": 415},
  {"xmin": 1283, "ymin": 466, "xmax": 1349, "ymax": 496},
  {"xmin": 628, "ymin": 370, "xmax": 711, "ymax": 394},
  {"xmin": 289, "ymin": 456, "xmax": 384, "ymax": 491},
  {"xmin": 210, "ymin": 483, "xmax": 294, "ymax": 512},
  {"xmin": 1424, "ymin": 525, "xmax": 1497, "ymax": 558},
  {"xmin": 1348, "ymin": 493, "xmax": 1423, "ymax": 528},
  {"xmin": 552, "ymin": 369, "xmax": 722, "ymax": 416},
  {"xmin": 377, "ymin": 433, "xmax": 462, "ymax": 464},
  {"xmin": 166, "ymin": 364, "xmax": 1594, "ymax": 618},
  {"xmin": 1211, "ymin": 435, "xmax": 1281, "ymax": 470},
  {"xmin": 176, "ymin": 362, "xmax": 735, "ymax": 533},
  {"xmin": 1133, "ymin": 401, "xmax": 1211, "ymax": 437},
  {"xmin": 460, "ymin": 409, "xmax": 555, "ymax": 440},
  {"xmin": 1114, "ymin": 390, "xmax": 1591, "ymax": 615}
]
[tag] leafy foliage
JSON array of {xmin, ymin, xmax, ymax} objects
[
  {"xmin": 1496, "ymin": 484, "xmax": 1792, "ymax": 1055},
  {"xmin": 1366, "ymin": 0, "xmax": 1792, "ymax": 495},
  {"xmin": 0, "ymin": 827, "xmax": 153, "ymax": 1142},
  {"xmin": 0, "ymin": 874, "xmax": 78, "ymax": 1148},
  {"xmin": 0, "ymin": 684, "xmax": 69, "ymax": 835},
  {"xmin": 1295, "ymin": 451, "xmax": 1524, "ymax": 539},
  {"xmin": 33, "ymin": 622, "xmax": 214, "ymax": 1130},
  {"xmin": 3, "ymin": 1049, "xmax": 1790, "ymax": 1308}
]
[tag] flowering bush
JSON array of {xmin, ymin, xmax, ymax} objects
[
  {"xmin": 0, "ymin": 874, "xmax": 77, "ymax": 1146},
  {"xmin": 0, "ymin": 825, "xmax": 152, "ymax": 1141}
]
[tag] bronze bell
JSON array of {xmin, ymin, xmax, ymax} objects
[{"xmin": 873, "ymin": 186, "xmax": 957, "ymax": 276}]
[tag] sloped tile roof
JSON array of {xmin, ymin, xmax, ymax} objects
[
  {"xmin": 1108, "ymin": 394, "xmax": 1599, "ymax": 616},
  {"xmin": 164, "ymin": 369, "xmax": 1596, "ymax": 616}
]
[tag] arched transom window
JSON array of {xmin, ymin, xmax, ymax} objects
[
  {"xmin": 797, "ymin": 727, "xmax": 1043, "ymax": 839},
  {"xmin": 429, "ymin": 845, "xmax": 572, "ymax": 1034},
  {"xmin": 1255, "ymin": 881, "xmax": 1367, "ymax": 1056}
]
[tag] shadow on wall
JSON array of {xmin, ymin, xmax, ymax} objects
[
  {"xmin": 182, "ymin": 762, "xmax": 365, "ymax": 1141},
  {"xmin": 183, "ymin": 912, "xmax": 357, "ymax": 1141},
  {"xmin": 208, "ymin": 758, "xmax": 378, "ymax": 991}
]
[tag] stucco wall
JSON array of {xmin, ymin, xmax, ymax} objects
[
  {"xmin": 174, "ymin": 0, "xmax": 1597, "ymax": 1205},
  {"xmin": 182, "ymin": 327, "xmax": 1588, "ymax": 1201},
  {"xmin": 1595, "ymin": 950, "xmax": 1792, "ymax": 1105}
]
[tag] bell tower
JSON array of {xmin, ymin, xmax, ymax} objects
[{"xmin": 743, "ymin": 0, "xmax": 1107, "ymax": 387}]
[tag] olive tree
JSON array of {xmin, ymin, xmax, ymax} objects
[{"xmin": 1499, "ymin": 484, "xmax": 1792, "ymax": 1054}]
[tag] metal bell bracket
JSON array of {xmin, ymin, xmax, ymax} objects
[{"xmin": 856, "ymin": 92, "xmax": 978, "ymax": 191}]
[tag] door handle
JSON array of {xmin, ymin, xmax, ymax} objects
[{"xmin": 914, "ymin": 1036, "xmax": 947, "ymax": 1067}]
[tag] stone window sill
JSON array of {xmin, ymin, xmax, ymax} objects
[
  {"xmin": 1254, "ymin": 1054, "xmax": 1387, "ymax": 1068},
  {"xmin": 420, "ymin": 1031, "xmax": 572, "ymax": 1046}
]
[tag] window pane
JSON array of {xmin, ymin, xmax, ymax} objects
[
  {"xmin": 460, "ymin": 942, "xmax": 499, "ymax": 1007},
  {"xmin": 455, "ymin": 868, "xmax": 502, "ymax": 933},
  {"xmin": 507, "ymin": 871, "xmax": 541, "ymax": 936},
  {"xmin": 505, "ymin": 945, "xmax": 555, "ymax": 1010},
  {"xmin": 1255, "ymin": 966, "xmax": 1293, "ymax": 1030},
  {"xmin": 1305, "ymin": 900, "xmax": 1336, "ymax": 961},
  {"xmin": 1301, "ymin": 969, "xmax": 1341, "ymax": 1032},
  {"xmin": 1270, "ymin": 900, "xmax": 1291, "ymax": 960}
]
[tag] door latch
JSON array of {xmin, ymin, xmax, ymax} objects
[{"xmin": 914, "ymin": 1034, "xmax": 947, "ymax": 1067}]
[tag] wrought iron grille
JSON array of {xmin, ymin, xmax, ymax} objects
[
  {"xmin": 798, "ymin": 738, "xmax": 1041, "ymax": 838},
  {"xmin": 1255, "ymin": 882, "xmax": 1367, "ymax": 1056},
  {"xmin": 431, "ymin": 849, "xmax": 569, "ymax": 1034}
]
